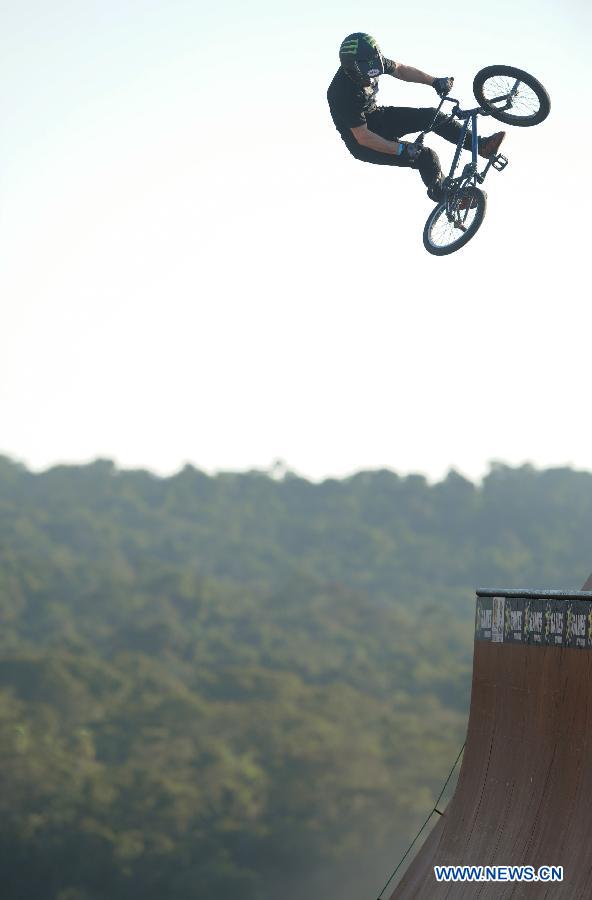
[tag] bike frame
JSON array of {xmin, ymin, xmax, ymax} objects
[
  {"xmin": 417, "ymin": 95, "xmax": 508, "ymax": 207},
  {"xmin": 447, "ymin": 107, "xmax": 479, "ymax": 182}
]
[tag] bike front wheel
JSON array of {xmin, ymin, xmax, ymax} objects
[
  {"xmin": 473, "ymin": 65, "xmax": 550, "ymax": 126},
  {"xmin": 423, "ymin": 186, "xmax": 487, "ymax": 256}
]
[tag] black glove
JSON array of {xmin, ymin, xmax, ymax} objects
[
  {"xmin": 398, "ymin": 140, "xmax": 422, "ymax": 162},
  {"xmin": 432, "ymin": 76, "xmax": 454, "ymax": 97}
]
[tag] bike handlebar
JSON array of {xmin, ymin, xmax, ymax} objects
[{"xmin": 441, "ymin": 95, "xmax": 490, "ymax": 119}]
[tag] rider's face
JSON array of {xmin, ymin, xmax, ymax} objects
[
  {"xmin": 357, "ymin": 54, "xmax": 383, "ymax": 84},
  {"xmin": 365, "ymin": 55, "xmax": 383, "ymax": 78}
]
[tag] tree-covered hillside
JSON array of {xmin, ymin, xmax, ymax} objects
[{"xmin": 0, "ymin": 455, "xmax": 590, "ymax": 900}]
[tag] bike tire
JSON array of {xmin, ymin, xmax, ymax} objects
[
  {"xmin": 473, "ymin": 65, "xmax": 550, "ymax": 127},
  {"xmin": 423, "ymin": 187, "xmax": 487, "ymax": 256}
]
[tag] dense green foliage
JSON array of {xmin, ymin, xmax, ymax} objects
[{"xmin": 0, "ymin": 455, "xmax": 591, "ymax": 899}]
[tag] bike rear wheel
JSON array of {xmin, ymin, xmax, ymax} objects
[
  {"xmin": 473, "ymin": 65, "xmax": 550, "ymax": 126},
  {"xmin": 423, "ymin": 186, "xmax": 487, "ymax": 256}
]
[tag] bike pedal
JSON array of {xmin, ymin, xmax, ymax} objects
[{"xmin": 491, "ymin": 153, "xmax": 509, "ymax": 171}]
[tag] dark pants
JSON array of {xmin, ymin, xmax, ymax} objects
[{"xmin": 345, "ymin": 106, "xmax": 476, "ymax": 189}]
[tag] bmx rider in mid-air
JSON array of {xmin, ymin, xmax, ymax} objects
[{"xmin": 327, "ymin": 32, "xmax": 506, "ymax": 203}]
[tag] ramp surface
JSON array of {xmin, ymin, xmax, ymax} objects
[{"xmin": 390, "ymin": 589, "xmax": 592, "ymax": 898}]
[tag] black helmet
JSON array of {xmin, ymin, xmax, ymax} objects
[{"xmin": 339, "ymin": 33, "xmax": 384, "ymax": 86}]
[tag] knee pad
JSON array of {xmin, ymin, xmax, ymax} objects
[
  {"xmin": 416, "ymin": 146, "xmax": 440, "ymax": 181},
  {"xmin": 418, "ymin": 146, "xmax": 439, "ymax": 168}
]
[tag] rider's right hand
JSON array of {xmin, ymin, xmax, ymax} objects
[{"xmin": 432, "ymin": 76, "xmax": 454, "ymax": 97}]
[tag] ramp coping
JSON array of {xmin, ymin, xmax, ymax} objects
[{"xmin": 476, "ymin": 589, "xmax": 592, "ymax": 600}]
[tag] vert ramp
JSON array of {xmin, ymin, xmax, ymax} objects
[{"xmin": 390, "ymin": 589, "xmax": 592, "ymax": 898}]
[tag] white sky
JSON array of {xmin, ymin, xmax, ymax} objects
[{"xmin": 0, "ymin": 0, "xmax": 589, "ymax": 482}]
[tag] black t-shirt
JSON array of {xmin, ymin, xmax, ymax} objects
[{"xmin": 327, "ymin": 59, "xmax": 398, "ymax": 146}]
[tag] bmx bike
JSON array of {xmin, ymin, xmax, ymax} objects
[{"xmin": 420, "ymin": 65, "xmax": 550, "ymax": 256}]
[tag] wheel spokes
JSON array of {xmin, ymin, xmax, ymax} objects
[
  {"xmin": 428, "ymin": 192, "xmax": 480, "ymax": 248},
  {"xmin": 480, "ymin": 75, "xmax": 541, "ymax": 118}
]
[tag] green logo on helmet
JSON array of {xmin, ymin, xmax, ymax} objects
[
  {"xmin": 362, "ymin": 35, "xmax": 378, "ymax": 50},
  {"xmin": 340, "ymin": 38, "xmax": 359, "ymax": 56},
  {"xmin": 339, "ymin": 33, "xmax": 380, "ymax": 59}
]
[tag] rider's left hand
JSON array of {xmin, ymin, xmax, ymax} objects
[
  {"xmin": 398, "ymin": 141, "xmax": 422, "ymax": 162},
  {"xmin": 432, "ymin": 76, "xmax": 454, "ymax": 97}
]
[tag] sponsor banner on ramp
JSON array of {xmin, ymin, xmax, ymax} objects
[
  {"xmin": 492, "ymin": 596, "xmax": 505, "ymax": 643},
  {"xmin": 475, "ymin": 594, "xmax": 592, "ymax": 649},
  {"xmin": 565, "ymin": 602, "xmax": 590, "ymax": 649},
  {"xmin": 524, "ymin": 598, "xmax": 545, "ymax": 645},
  {"xmin": 475, "ymin": 596, "xmax": 493, "ymax": 641},
  {"xmin": 504, "ymin": 597, "xmax": 525, "ymax": 643}
]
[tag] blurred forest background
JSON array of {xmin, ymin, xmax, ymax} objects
[{"xmin": 1, "ymin": 454, "xmax": 591, "ymax": 900}]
